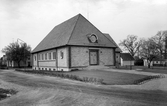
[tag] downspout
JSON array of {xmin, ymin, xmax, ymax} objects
[
  {"xmin": 56, "ymin": 49, "xmax": 58, "ymax": 71},
  {"xmin": 114, "ymin": 48, "xmax": 116, "ymax": 66},
  {"xmin": 37, "ymin": 53, "xmax": 39, "ymax": 68},
  {"xmin": 31, "ymin": 54, "xmax": 33, "ymax": 69},
  {"xmin": 68, "ymin": 46, "xmax": 71, "ymax": 70}
]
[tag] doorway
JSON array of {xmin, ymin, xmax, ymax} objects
[{"xmin": 89, "ymin": 49, "xmax": 99, "ymax": 65}]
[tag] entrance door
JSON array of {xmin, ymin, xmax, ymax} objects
[{"xmin": 89, "ymin": 50, "xmax": 99, "ymax": 65}]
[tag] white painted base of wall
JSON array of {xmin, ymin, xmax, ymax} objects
[{"xmin": 33, "ymin": 67, "xmax": 71, "ymax": 71}]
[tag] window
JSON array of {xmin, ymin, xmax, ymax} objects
[
  {"xmin": 88, "ymin": 34, "xmax": 98, "ymax": 43},
  {"xmin": 60, "ymin": 51, "xmax": 64, "ymax": 59},
  {"xmin": 42, "ymin": 54, "xmax": 44, "ymax": 60},
  {"xmin": 49, "ymin": 52, "xmax": 51, "ymax": 60},
  {"xmin": 45, "ymin": 53, "xmax": 47, "ymax": 60},
  {"xmin": 38, "ymin": 54, "xmax": 40, "ymax": 60},
  {"xmin": 53, "ymin": 52, "xmax": 56, "ymax": 59},
  {"xmin": 34, "ymin": 56, "xmax": 36, "ymax": 61}
]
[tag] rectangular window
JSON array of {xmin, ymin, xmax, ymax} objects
[
  {"xmin": 53, "ymin": 52, "xmax": 56, "ymax": 59},
  {"xmin": 45, "ymin": 53, "xmax": 47, "ymax": 60},
  {"xmin": 60, "ymin": 51, "xmax": 64, "ymax": 59},
  {"xmin": 34, "ymin": 56, "xmax": 36, "ymax": 61},
  {"xmin": 38, "ymin": 54, "xmax": 40, "ymax": 60},
  {"xmin": 49, "ymin": 52, "xmax": 51, "ymax": 60},
  {"xmin": 42, "ymin": 54, "xmax": 44, "ymax": 60}
]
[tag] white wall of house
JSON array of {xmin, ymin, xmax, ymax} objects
[
  {"xmin": 153, "ymin": 61, "xmax": 166, "ymax": 65},
  {"xmin": 144, "ymin": 60, "xmax": 166, "ymax": 66},
  {"xmin": 33, "ymin": 54, "xmax": 38, "ymax": 67},
  {"xmin": 116, "ymin": 53, "xmax": 121, "ymax": 65},
  {"xmin": 38, "ymin": 50, "xmax": 57, "ymax": 68},
  {"xmin": 33, "ymin": 49, "xmax": 57, "ymax": 70},
  {"xmin": 144, "ymin": 59, "xmax": 153, "ymax": 67},
  {"xmin": 121, "ymin": 58, "xmax": 134, "ymax": 66},
  {"xmin": 57, "ymin": 47, "xmax": 69, "ymax": 71}
]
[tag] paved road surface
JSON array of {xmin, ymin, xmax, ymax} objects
[{"xmin": 0, "ymin": 69, "xmax": 167, "ymax": 106}]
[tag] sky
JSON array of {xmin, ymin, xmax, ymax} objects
[{"xmin": 0, "ymin": 0, "xmax": 167, "ymax": 57}]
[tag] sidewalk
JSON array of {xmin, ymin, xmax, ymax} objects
[{"xmin": 103, "ymin": 68, "xmax": 165, "ymax": 76}]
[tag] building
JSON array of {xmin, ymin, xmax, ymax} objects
[
  {"xmin": 103, "ymin": 33, "xmax": 122, "ymax": 67},
  {"xmin": 120, "ymin": 53, "xmax": 134, "ymax": 66},
  {"xmin": 7, "ymin": 56, "xmax": 32, "ymax": 68},
  {"xmin": 1, "ymin": 55, "xmax": 32, "ymax": 68},
  {"xmin": 144, "ymin": 54, "xmax": 166, "ymax": 67},
  {"xmin": 32, "ymin": 14, "xmax": 117, "ymax": 71}
]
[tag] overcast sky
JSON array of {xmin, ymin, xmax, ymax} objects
[{"xmin": 0, "ymin": 0, "xmax": 167, "ymax": 57}]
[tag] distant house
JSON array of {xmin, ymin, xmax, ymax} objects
[
  {"xmin": 3, "ymin": 55, "xmax": 32, "ymax": 68},
  {"xmin": 7, "ymin": 57, "xmax": 32, "ymax": 68},
  {"xmin": 121, "ymin": 53, "xmax": 134, "ymax": 66},
  {"xmin": 32, "ymin": 14, "xmax": 118, "ymax": 71},
  {"xmin": 144, "ymin": 57, "xmax": 166, "ymax": 67},
  {"xmin": 152, "ymin": 59, "xmax": 166, "ymax": 66},
  {"xmin": 143, "ymin": 53, "xmax": 167, "ymax": 67},
  {"xmin": 103, "ymin": 33, "xmax": 122, "ymax": 67},
  {"xmin": 1, "ymin": 55, "xmax": 7, "ymax": 66}
]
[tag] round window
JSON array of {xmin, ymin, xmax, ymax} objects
[{"xmin": 89, "ymin": 34, "xmax": 98, "ymax": 43}]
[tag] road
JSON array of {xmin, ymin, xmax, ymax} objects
[{"xmin": 0, "ymin": 69, "xmax": 167, "ymax": 106}]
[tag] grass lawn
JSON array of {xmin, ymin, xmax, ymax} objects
[
  {"xmin": 62, "ymin": 70, "xmax": 148, "ymax": 85},
  {"xmin": 17, "ymin": 69, "xmax": 148, "ymax": 85}
]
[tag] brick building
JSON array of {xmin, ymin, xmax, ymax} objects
[{"xmin": 32, "ymin": 14, "xmax": 117, "ymax": 71}]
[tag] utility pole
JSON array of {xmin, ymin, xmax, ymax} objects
[
  {"xmin": 17, "ymin": 38, "xmax": 25, "ymax": 44},
  {"xmin": 17, "ymin": 38, "xmax": 26, "ymax": 68},
  {"xmin": 86, "ymin": 1, "xmax": 89, "ymax": 20}
]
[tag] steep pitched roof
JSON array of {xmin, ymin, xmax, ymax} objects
[
  {"xmin": 32, "ymin": 14, "xmax": 116, "ymax": 53},
  {"xmin": 121, "ymin": 53, "xmax": 134, "ymax": 61},
  {"xmin": 103, "ymin": 33, "xmax": 122, "ymax": 52}
]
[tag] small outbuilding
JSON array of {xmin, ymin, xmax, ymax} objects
[
  {"xmin": 32, "ymin": 14, "xmax": 117, "ymax": 71},
  {"xmin": 120, "ymin": 53, "xmax": 134, "ymax": 66}
]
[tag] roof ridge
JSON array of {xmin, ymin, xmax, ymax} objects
[{"xmin": 67, "ymin": 14, "xmax": 81, "ymax": 44}]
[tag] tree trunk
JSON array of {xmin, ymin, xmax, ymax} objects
[
  {"xmin": 148, "ymin": 63, "xmax": 150, "ymax": 68},
  {"xmin": 147, "ymin": 60, "xmax": 151, "ymax": 68},
  {"xmin": 17, "ymin": 61, "xmax": 20, "ymax": 68}
]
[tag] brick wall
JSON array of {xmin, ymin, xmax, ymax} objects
[
  {"xmin": 99, "ymin": 48, "xmax": 114, "ymax": 65},
  {"xmin": 71, "ymin": 47, "xmax": 115, "ymax": 67},
  {"xmin": 71, "ymin": 47, "xmax": 89, "ymax": 67}
]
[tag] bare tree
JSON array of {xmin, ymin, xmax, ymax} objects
[
  {"xmin": 2, "ymin": 42, "xmax": 31, "ymax": 68},
  {"xmin": 152, "ymin": 31, "xmax": 167, "ymax": 59},
  {"xmin": 119, "ymin": 35, "xmax": 141, "ymax": 57},
  {"xmin": 139, "ymin": 38, "xmax": 159, "ymax": 68}
]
